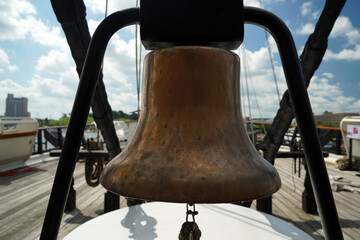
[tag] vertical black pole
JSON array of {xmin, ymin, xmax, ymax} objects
[
  {"xmin": 40, "ymin": 9, "xmax": 139, "ymax": 240},
  {"xmin": 257, "ymin": 150, "xmax": 273, "ymax": 214},
  {"xmin": 348, "ymin": 138, "xmax": 353, "ymax": 170},
  {"xmin": 37, "ymin": 129, "xmax": 43, "ymax": 154},
  {"xmin": 244, "ymin": 7, "xmax": 343, "ymax": 240},
  {"xmin": 64, "ymin": 177, "xmax": 76, "ymax": 212},
  {"xmin": 57, "ymin": 127, "xmax": 63, "ymax": 149},
  {"xmin": 336, "ymin": 130, "xmax": 342, "ymax": 155}
]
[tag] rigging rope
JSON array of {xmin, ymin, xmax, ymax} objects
[
  {"xmin": 264, "ymin": 30, "xmax": 281, "ymax": 103},
  {"xmin": 135, "ymin": 0, "xmax": 141, "ymax": 120},
  {"xmin": 104, "ymin": 0, "xmax": 142, "ymax": 120},
  {"xmin": 240, "ymin": 46, "xmax": 255, "ymax": 144},
  {"xmin": 100, "ymin": 0, "xmax": 109, "ymax": 85},
  {"xmin": 259, "ymin": 0, "xmax": 281, "ymax": 103},
  {"xmin": 105, "ymin": 0, "xmax": 108, "ymax": 18},
  {"xmin": 240, "ymin": 62, "xmax": 247, "ymax": 119},
  {"xmin": 239, "ymin": 48, "xmax": 247, "ymax": 118},
  {"xmin": 240, "ymin": 45, "xmax": 267, "ymax": 135}
]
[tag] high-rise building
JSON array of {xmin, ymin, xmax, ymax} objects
[{"xmin": 5, "ymin": 94, "xmax": 30, "ymax": 117}]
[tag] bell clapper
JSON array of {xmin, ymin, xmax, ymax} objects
[{"xmin": 178, "ymin": 204, "xmax": 201, "ymax": 240}]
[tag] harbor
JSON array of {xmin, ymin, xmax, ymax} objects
[{"xmin": 0, "ymin": 151, "xmax": 359, "ymax": 239}]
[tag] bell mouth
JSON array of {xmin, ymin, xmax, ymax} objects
[{"xmin": 101, "ymin": 46, "xmax": 281, "ymax": 203}]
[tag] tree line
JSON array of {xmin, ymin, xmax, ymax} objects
[{"xmin": 89, "ymin": 110, "xmax": 138, "ymax": 121}]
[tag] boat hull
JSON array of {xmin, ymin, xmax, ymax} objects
[{"xmin": 0, "ymin": 118, "xmax": 38, "ymax": 172}]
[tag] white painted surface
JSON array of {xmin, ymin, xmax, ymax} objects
[
  {"xmin": 64, "ymin": 202, "xmax": 313, "ymax": 239},
  {"xmin": 341, "ymin": 116, "xmax": 360, "ymax": 160},
  {"xmin": 347, "ymin": 125, "xmax": 360, "ymax": 140},
  {"xmin": 0, "ymin": 117, "xmax": 38, "ymax": 172}
]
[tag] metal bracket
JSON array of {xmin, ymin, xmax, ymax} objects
[
  {"xmin": 140, "ymin": 0, "xmax": 244, "ymax": 50},
  {"xmin": 244, "ymin": 6, "xmax": 343, "ymax": 240}
]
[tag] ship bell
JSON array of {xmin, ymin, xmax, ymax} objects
[{"xmin": 100, "ymin": 46, "xmax": 281, "ymax": 203}]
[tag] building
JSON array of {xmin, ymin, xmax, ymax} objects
[
  {"xmin": 314, "ymin": 111, "xmax": 359, "ymax": 124},
  {"xmin": 5, "ymin": 94, "xmax": 30, "ymax": 117}
]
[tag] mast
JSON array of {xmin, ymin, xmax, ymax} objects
[
  {"xmin": 50, "ymin": 0, "xmax": 121, "ymax": 159},
  {"xmin": 257, "ymin": 0, "xmax": 346, "ymax": 212}
]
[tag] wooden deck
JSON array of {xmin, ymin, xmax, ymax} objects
[
  {"xmin": 0, "ymin": 154, "xmax": 359, "ymax": 239},
  {"xmin": 270, "ymin": 157, "xmax": 360, "ymax": 240}
]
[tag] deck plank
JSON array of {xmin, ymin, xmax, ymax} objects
[
  {"xmin": 0, "ymin": 154, "xmax": 359, "ymax": 239},
  {"xmin": 272, "ymin": 157, "xmax": 360, "ymax": 240}
]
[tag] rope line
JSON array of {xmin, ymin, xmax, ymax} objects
[
  {"xmin": 240, "ymin": 45, "xmax": 267, "ymax": 135},
  {"xmin": 135, "ymin": 0, "xmax": 141, "ymax": 119},
  {"xmin": 264, "ymin": 30, "xmax": 281, "ymax": 103},
  {"xmin": 259, "ymin": 0, "xmax": 281, "ymax": 103},
  {"xmin": 240, "ymin": 46, "xmax": 255, "ymax": 144}
]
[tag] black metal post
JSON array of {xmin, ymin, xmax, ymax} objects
[
  {"xmin": 104, "ymin": 191, "xmax": 120, "ymax": 213},
  {"xmin": 348, "ymin": 138, "xmax": 353, "ymax": 170},
  {"xmin": 302, "ymin": 162, "xmax": 318, "ymax": 214},
  {"xmin": 335, "ymin": 130, "xmax": 342, "ymax": 155},
  {"xmin": 37, "ymin": 129, "xmax": 43, "ymax": 154},
  {"xmin": 244, "ymin": 7, "xmax": 343, "ymax": 240},
  {"xmin": 40, "ymin": 8, "xmax": 139, "ymax": 240},
  {"xmin": 64, "ymin": 177, "xmax": 76, "ymax": 212},
  {"xmin": 57, "ymin": 127, "xmax": 63, "ymax": 149}
]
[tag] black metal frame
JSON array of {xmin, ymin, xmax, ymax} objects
[
  {"xmin": 40, "ymin": 6, "xmax": 343, "ymax": 240},
  {"xmin": 244, "ymin": 7, "xmax": 342, "ymax": 239},
  {"xmin": 140, "ymin": 0, "xmax": 244, "ymax": 50},
  {"xmin": 39, "ymin": 8, "xmax": 140, "ymax": 240}
]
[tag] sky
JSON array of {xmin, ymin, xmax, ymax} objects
[{"xmin": 0, "ymin": 0, "xmax": 359, "ymax": 120}]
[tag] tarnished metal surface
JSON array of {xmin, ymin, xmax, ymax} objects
[
  {"xmin": 84, "ymin": 138, "xmax": 106, "ymax": 187},
  {"xmin": 101, "ymin": 46, "xmax": 281, "ymax": 203}
]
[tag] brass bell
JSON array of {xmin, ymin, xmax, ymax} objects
[{"xmin": 101, "ymin": 46, "xmax": 281, "ymax": 203}]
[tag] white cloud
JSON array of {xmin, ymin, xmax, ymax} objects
[
  {"xmin": 237, "ymin": 45, "xmax": 287, "ymax": 118},
  {"xmin": 310, "ymin": 94, "xmax": 360, "ymax": 115},
  {"xmin": 0, "ymin": 0, "xmax": 143, "ymax": 119},
  {"xmin": 323, "ymin": 16, "xmax": 360, "ymax": 62},
  {"xmin": 312, "ymin": 10, "xmax": 321, "ymax": 20},
  {"xmin": 0, "ymin": 0, "xmax": 76, "ymax": 118},
  {"xmin": 260, "ymin": 0, "xmax": 285, "ymax": 4},
  {"xmin": 324, "ymin": 45, "xmax": 360, "ymax": 61},
  {"xmin": 297, "ymin": 23, "xmax": 314, "ymax": 35},
  {"xmin": 84, "ymin": 0, "xmax": 136, "ymax": 16},
  {"xmin": 243, "ymin": 0, "xmax": 284, "ymax": 8},
  {"xmin": 108, "ymin": 91, "xmax": 139, "ymax": 113},
  {"xmin": 238, "ymin": 41, "xmax": 359, "ymax": 118},
  {"xmin": 322, "ymin": 72, "xmax": 334, "ymax": 79},
  {"xmin": 0, "ymin": 0, "xmax": 36, "ymax": 40},
  {"xmin": 1, "ymin": 0, "xmax": 357, "ymax": 120},
  {"xmin": 308, "ymin": 77, "xmax": 342, "ymax": 97},
  {"xmin": 298, "ymin": 17, "xmax": 360, "ymax": 62},
  {"xmin": 29, "ymin": 74, "xmax": 75, "ymax": 98},
  {"xmin": 0, "ymin": 0, "xmax": 66, "ymax": 49},
  {"xmin": 330, "ymin": 16, "xmax": 360, "ymax": 46},
  {"xmin": 0, "ymin": 75, "xmax": 77, "ymax": 118},
  {"xmin": 244, "ymin": 0, "xmax": 261, "ymax": 7},
  {"xmin": 308, "ymin": 76, "xmax": 360, "ymax": 114},
  {"xmin": 0, "ymin": 46, "xmax": 79, "ymax": 118},
  {"xmin": 101, "ymin": 32, "xmax": 149, "ymax": 113},
  {"xmin": 87, "ymin": 14, "xmax": 136, "ymax": 36},
  {"xmin": 301, "ymin": 2, "xmax": 312, "ymax": 16},
  {"xmin": 36, "ymin": 49, "xmax": 74, "ymax": 74},
  {"xmin": 0, "ymin": 49, "xmax": 18, "ymax": 72},
  {"xmin": 27, "ymin": 17, "xmax": 68, "ymax": 50},
  {"xmin": 28, "ymin": 17, "xmax": 144, "ymax": 117},
  {"xmin": 300, "ymin": 2, "xmax": 320, "ymax": 20},
  {"xmin": 294, "ymin": 8, "xmax": 360, "ymax": 62}
]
